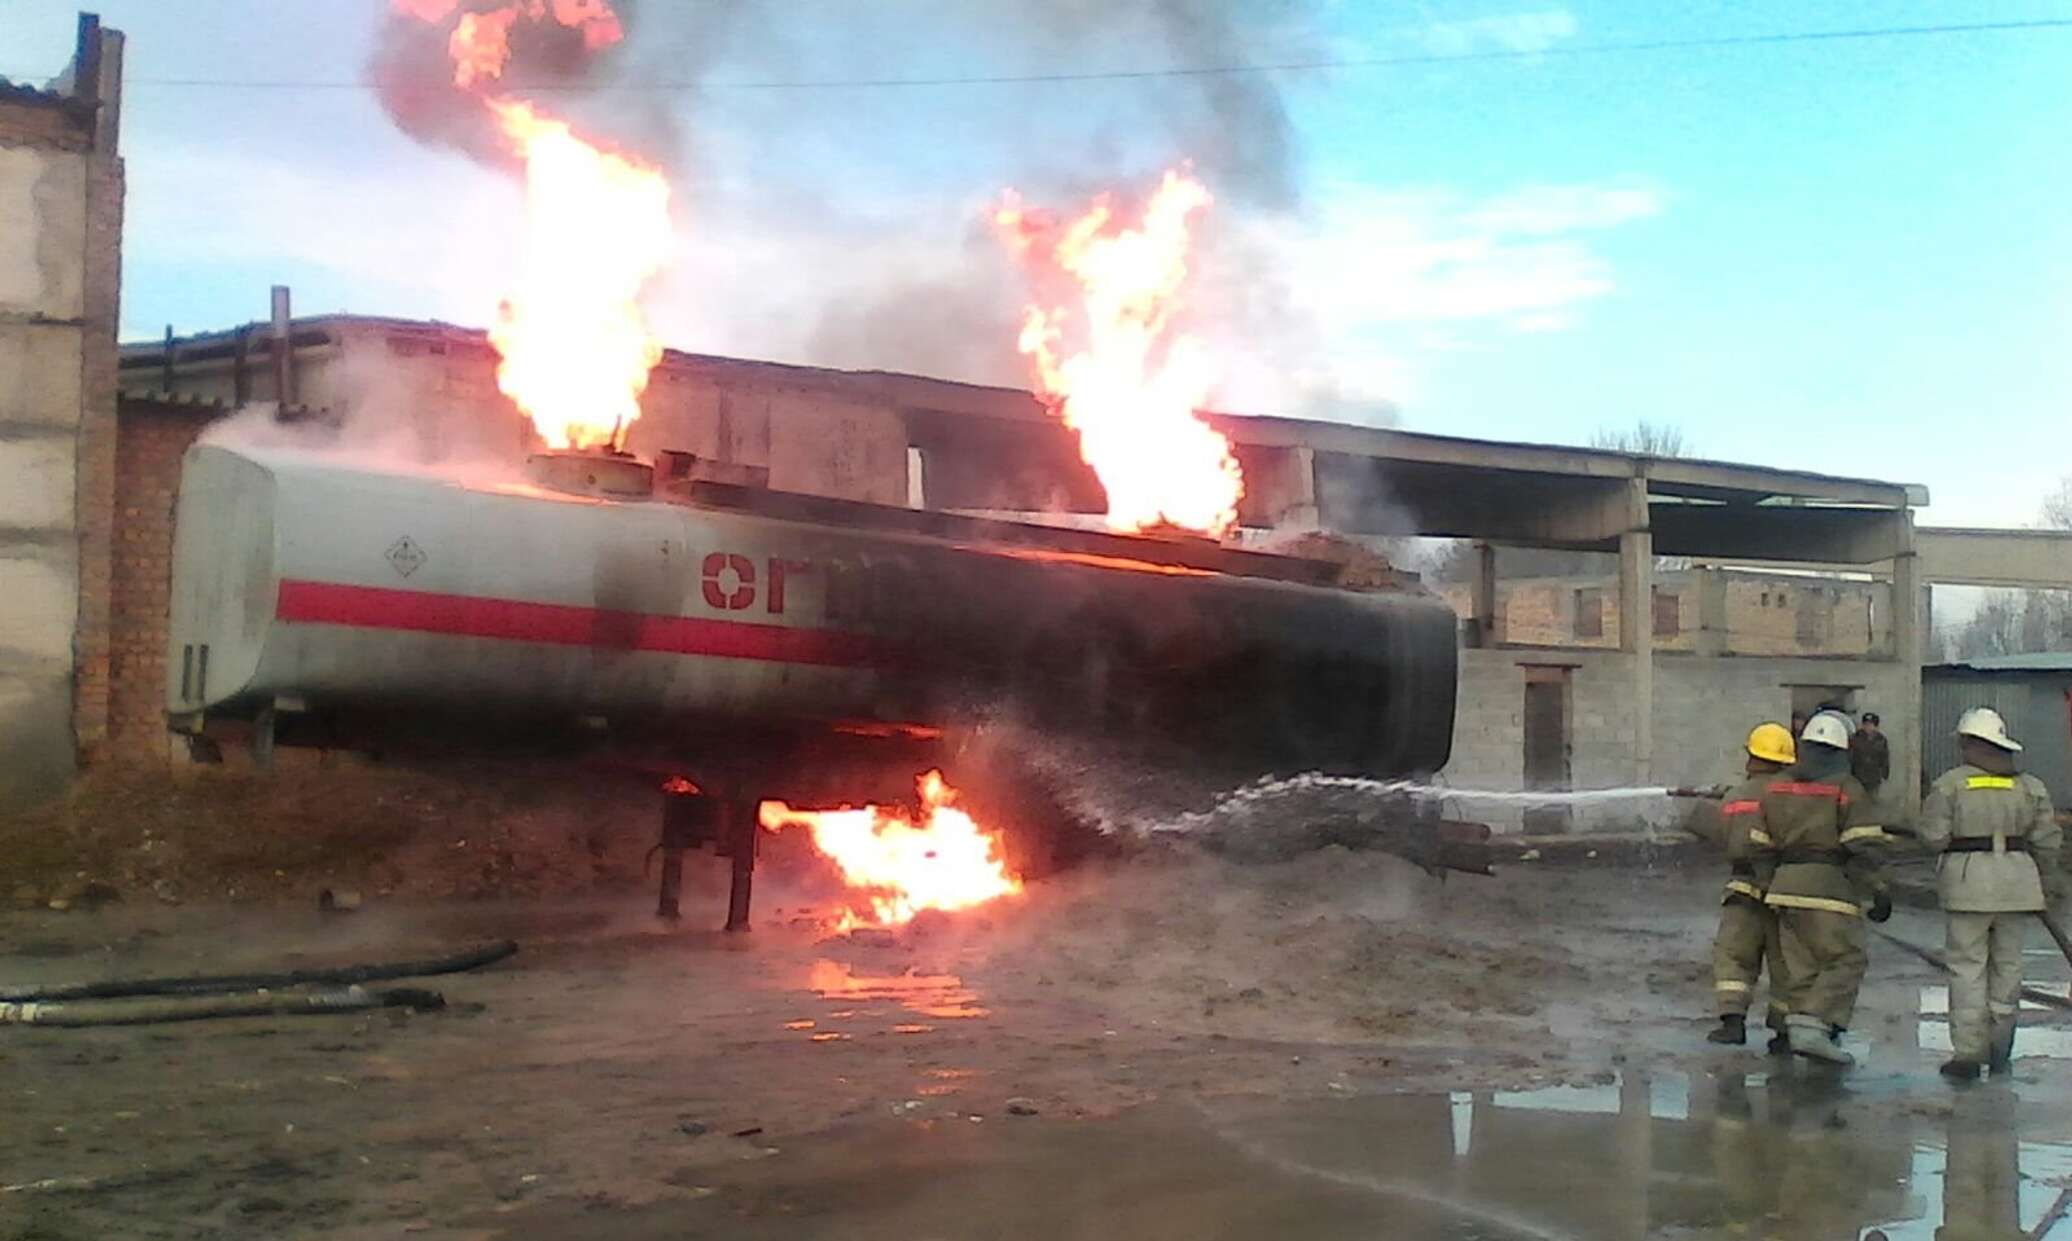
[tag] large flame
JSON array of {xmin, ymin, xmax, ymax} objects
[
  {"xmin": 759, "ymin": 771, "xmax": 1023, "ymax": 928},
  {"xmin": 996, "ymin": 170, "xmax": 1244, "ymax": 538},
  {"xmin": 488, "ymin": 100, "xmax": 670, "ymax": 450},
  {"xmin": 393, "ymin": 0, "xmax": 665, "ymax": 451}
]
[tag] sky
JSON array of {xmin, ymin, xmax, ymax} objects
[{"xmin": 3, "ymin": 0, "xmax": 2069, "ymax": 527}]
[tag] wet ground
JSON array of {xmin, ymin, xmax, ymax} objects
[{"xmin": 4, "ymin": 855, "xmax": 2071, "ymax": 1240}]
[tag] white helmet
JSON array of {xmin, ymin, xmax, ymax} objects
[
  {"xmin": 1801, "ymin": 713, "xmax": 1851, "ymax": 751},
  {"xmin": 1956, "ymin": 706, "xmax": 2022, "ymax": 753}
]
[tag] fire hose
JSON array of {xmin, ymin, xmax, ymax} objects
[
  {"xmin": 0, "ymin": 986, "xmax": 446, "ymax": 1028},
  {"xmin": 0, "ymin": 941, "xmax": 515, "ymax": 1028},
  {"xmin": 1871, "ymin": 923, "xmax": 2072, "ymax": 1012},
  {"xmin": 0, "ymin": 939, "xmax": 517, "ymax": 1003}
]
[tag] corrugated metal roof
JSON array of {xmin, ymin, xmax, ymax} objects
[{"xmin": 1929, "ymin": 652, "xmax": 2072, "ymax": 673}]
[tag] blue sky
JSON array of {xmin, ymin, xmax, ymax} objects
[{"xmin": 4, "ymin": 1, "xmax": 2068, "ymax": 526}]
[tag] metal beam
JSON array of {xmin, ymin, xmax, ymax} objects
[{"xmin": 1916, "ymin": 527, "xmax": 2072, "ymax": 589}]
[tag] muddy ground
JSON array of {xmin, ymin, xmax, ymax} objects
[{"xmin": 6, "ymin": 830, "xmax": 2072, "ymax": 1239}]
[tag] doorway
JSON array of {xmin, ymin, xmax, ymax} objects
[{"xmin": 1522, "ymin": 666, "xmax": 1573, "ymax": 835}]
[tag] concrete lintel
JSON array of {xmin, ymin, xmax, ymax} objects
[
  {"xmin": 1916, "ymin": 526, "xmax": 2072, "ymax": 589},
  {"xmin": 1650, "ymin": 504, "xmax": 1904, "ymax": 564},
  {"xmin": 1645, "ymin": 459, "xmax": 1914, "ymax": 508},
  {"xmin": 1316, "ymin": 455, "xmax": 1636, "ymax": 546}
]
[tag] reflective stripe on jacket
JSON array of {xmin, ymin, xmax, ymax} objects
[
  {"xmin": 1920, "ymin": 764, "xmax": 2063, "ymax": 913},
  {"xmin": 1718, "ymin": 772, "xmax": 1785, "ymax": 905},
  {"xmin": 1755, "ymin": 768, "xmax": 1885, "ymax": 917}
]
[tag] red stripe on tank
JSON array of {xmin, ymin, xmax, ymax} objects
[
  {"xmin": 1722, "ymin": 801, "xmax": 1762, "ymax": 815},
  {"xmin": 275, "ymin": 579, "xmax": 884, "ymax": 668}
]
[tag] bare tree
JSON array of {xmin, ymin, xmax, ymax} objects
[
  {"xmin": 1948, "ymin": 591, "xmax": 2028, "ymax": 661},
  {"xmin": 1591, "ymin": 421, "xmax": 1690, "ymax": 458},
  {"xmin": 2044, "ymin": 477, "xmax": 2072, "ymax": 530}
]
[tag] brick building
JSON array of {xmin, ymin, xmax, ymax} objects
[{"xmin": 0, "ymin": 16, "xmax": 123, "ymax": 805}]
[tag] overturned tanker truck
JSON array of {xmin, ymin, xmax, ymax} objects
[{"xmin": 166, "ymin": 442, "xmax": 1471, "ymax": 926}]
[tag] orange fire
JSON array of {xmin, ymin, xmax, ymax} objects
[
  {"xmin": 995, "ymin": 170, "xmax": 1244, "ymax": 538},
  {"xmin": 449, "ymin": 8, "xmax": 520, "ymax": 88},
  {"xmin": 393, "ymin": 0, "xmax": 665, "ymax": 451},
  {"xmin": 759, "ymin": 771, "xmax": 1023, "ymax": 928},
  {"xmin": 488, "ymin": 101, "xmax": 670, "ymax": 451}
]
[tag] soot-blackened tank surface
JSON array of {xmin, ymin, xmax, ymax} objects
[{"xmin": 165, "ymin": 444, "xmax": 1456, "ymax": 778}]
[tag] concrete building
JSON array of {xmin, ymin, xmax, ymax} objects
[
  {"xmin": 0, "ymin": 16, "xmax": 123, "ymax": 805},
  {"xmin": 0, "ymin": 298, "xmax": 2039, "ymax": 825}
]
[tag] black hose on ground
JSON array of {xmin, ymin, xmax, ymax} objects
[
  {"xmin": 0, "ymin": 940, "xmax": 517, "ymax": 1003},
  {"xmin": 1, "ymin": 985, "xmax": 445, "ymax": 1027},
  {"xmin": 1871, "ymin": 927, "xmax": 2072, "ymax": 1012}
]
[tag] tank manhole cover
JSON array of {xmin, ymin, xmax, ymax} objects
[{"xmin": 386, "ymin": 536, "xmax": 427, "ymax": 578}]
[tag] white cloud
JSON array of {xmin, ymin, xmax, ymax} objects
[
  {"xmin": 1192, "ymin": 176, "xmax": 1661, "ymax": 416},
  {"xmin": 1269, "ymin": 179, "xmax": 1662, "ymax": 326},
  {"xmin": 1422, "ymin": 9, "xmax": 1579, "ymax": 56},
  {"xmin": 1467, "ymin": 180, "xmax": 1663, "ymax": 235}
]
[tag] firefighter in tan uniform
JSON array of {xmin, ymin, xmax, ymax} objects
[
  {"xmin": 1920, "ymin": 707, "xmax": 2065, "ymax": 1081},
  {"xmin": 1752, "ymin": 712, "xmax": 1891, "ymax": 1065},
  {"xmin": 1701, "ymin": 722, "xmax": 1797, "ymax": 1048}
]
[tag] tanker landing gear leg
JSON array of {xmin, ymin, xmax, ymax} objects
[
  {"xmin": 723, "ymin": 800, "xmax": 757, "ymax": 933},
  {"xmin": 654, "ymin": 779, "xmax": 758, "ymax": 932},
  {"xmin": 655, "ymin": 780, "xmax": 715, "ymax": 924},
  {"xmin": 655, "ymin": 845, "xmax": 686, "ymax": 922}
]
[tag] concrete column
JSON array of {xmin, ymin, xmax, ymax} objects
[
  {"xmin": 1469, "ymin": 541, "xmax": 1497, "ymax": 648},
  {"xmin": 1696, "ymin": 566, "xmax": 1728, "ymax": 656},
  {"xmin": 1267, "ymin": 446, "xmax": 1320, "ymax": 530},
  {"xmin": 1891, "ymin": 514, "xmax": 1924, "ymax": 815},
  {"xmin": 1619, "ymin": 477, "xmax": 1654, "ymax": 785}
]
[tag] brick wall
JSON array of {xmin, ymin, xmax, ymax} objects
[
  {"xmin": 71, "ymin": 135, "xmax": 125, "ymax": 764},
  {"xmin": 1436, "ymin": 570, "xmax": 1886, "ymax": 657},
  {"xmin": 105, "ymin": 401, "xmax": 213, "ymax": 758}
]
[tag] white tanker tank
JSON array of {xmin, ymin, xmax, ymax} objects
[{"xmin": 167, "ymin": 443, "xmax": 1458, "ymax": 790}]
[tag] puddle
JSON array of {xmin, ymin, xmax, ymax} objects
[
  {"xmin": 805, "ymin": 959, "xmax": 991, "ymax": 1020},
  {"xmin": 517, "ymin": 1071, "xmax": 2072, "ymax": 1240},
  {"xmin": 1915, "ymin": 985, "xmax": 2072, "ymax": 1059}
]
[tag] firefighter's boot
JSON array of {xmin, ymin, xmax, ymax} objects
[
  {"xmin": 1788, "ymin": 1015, "xmax": 1854, "ymax": 1067},
  {"xmin": 1706, "ymin": 1014, "xmax": 1748, "ymax": 1045}
]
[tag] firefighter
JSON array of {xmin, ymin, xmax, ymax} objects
[
  {"xmin": 1919, "ymin": 707, "xmax": 2065, "ymax": 1081},
  {"xmin": 1702, "ymin": 722, "xmax": 1797, "ymax": 1048},
  {"xmin": 1754, "ymin": 711, "xmax": 1891, "ymax": 1066}
]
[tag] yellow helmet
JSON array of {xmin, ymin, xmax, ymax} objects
[{"xmin": 1747, "ymin": 722, "xmax": 1797, "ymax": 765}]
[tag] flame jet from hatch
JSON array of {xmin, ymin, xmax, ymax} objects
[
  {"xmin": 995, "ymin": 169, "xmax": 1244, "ymax": 539},
  {"xmin": 390, "ymin": 0, "xmax": 666, "ymax": 451}
]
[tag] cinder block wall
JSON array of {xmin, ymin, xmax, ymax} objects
[
  {"xmin": 0, "ymin": 34, "xmax": 124, "ymax": 806},
  {"xmin": 1436, "ymin": 572, "xmax": 1887, "ymax": 657},
  {"xmin": 1447, "ymin": 647, "xmax": 1913, "ymax": 833}
]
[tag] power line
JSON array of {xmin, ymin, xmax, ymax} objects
[{"xmin": 14, "ymin": 15, "xmax": 2072, "ymax": 92}]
